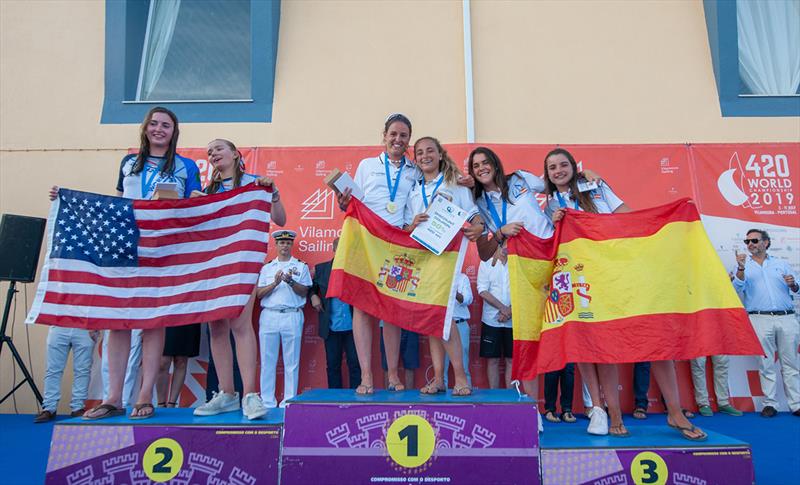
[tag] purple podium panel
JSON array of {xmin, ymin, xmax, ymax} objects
[
  {"xmin": 281, "ymin": 389, "xmax": 540, "ymax": 485},
  {"xmin": 540, "ymin": 426, "xmax": 754, "ymax": 485},
  {"xmin": 45, "ymin": 408, "xmax": 283, "ymax": 484}
]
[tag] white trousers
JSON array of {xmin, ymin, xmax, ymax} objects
[
  {"xmin": 750, "ymin": 314, "xmax": 800, "ymax": 411},
  {"xmin": 690, "ymin": 355, "xmax": 731, "ymax": 407},
  {"xmin": 259, "ymin": 309, "xmax": 304, "ymax": 408},
  {"xmin": 101, "ymin": 329, "xmax": 143, "ymax": 407},
  {"xmin": 42, "ymin": 327, "xmax": 95, "ymax": 412}
]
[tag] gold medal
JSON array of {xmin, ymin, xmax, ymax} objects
[{"xmin": 386, "ymin": 201, "xmax": 397, "ymax": 213}]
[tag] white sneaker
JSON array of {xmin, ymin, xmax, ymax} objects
[
  {"xmin": 537, "ymin": 411, "xmax": 544, "ymax": 434},
  {"xmin": 587, "ymin": 406, "xmax": 609, "ymax": 435},
  {"xmin": 193, "ymin": 391, "xmax": 240, "ymax": 416},
  {"xmin": 242, "ymin": 393, "xmax": 267, "ymax": 420}
]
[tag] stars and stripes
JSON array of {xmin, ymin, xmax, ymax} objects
[{"xmin": 26, "ymin": 184, "xmax": 272, "ymax": 330}]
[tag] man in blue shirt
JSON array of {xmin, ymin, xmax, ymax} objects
[
  {"xmin": 311, "ymin": 238, "xmax": 361, "ymax": 389},
  {"xmin": 733, "ymin": 229, "xmax": 800, "ymax": 418}
]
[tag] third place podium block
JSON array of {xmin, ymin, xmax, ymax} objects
[{"xmin": 280, "ymin": 389, "xmax": 540, "ymax": 485}]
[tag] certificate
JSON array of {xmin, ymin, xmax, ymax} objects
[{"xmin": 410, "ymin": 196, "xmax": 470, "ymax": 255}]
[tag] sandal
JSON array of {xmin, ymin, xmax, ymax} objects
[
  {"xmin": 167, "ymin": 401, "xmax": 177, "ymax": 408},
  {"xmin": 130, "ymin": 403, "xmax": 155, "ymax": 420},
  {"xmin": 544, "ymin": 411, "xmax": 561, "ymax": 423},
  {"xmin": 561, "ymin": 411, "xmax": 577, "ymax": 423},
  {"xmin": 157, "ymin": 402, "xmax": 167, "ymax": 408},
  {"xmin": 668, "ymin": 420, "xmax": 707, "ymax": 441},
  {"xmin": 609, "ymin": 424, "xmax": 631, "ymax": 437},
  {"xmin": 387, "ymin": 382, "xmax": 406, "ymax": 392},
  {"xmin": 682, "ymin": 409, "xmax": 696, "ymax": 419},
  {"xmin": 420, "ymin": 382, "xmax": 446, "ymax": 394},
  {"xmin": 452, "ymin": 386, "xmax": 472, "ymax": 397},
  {"xmin": 355, "ymin": 384, "xmax": 374, "ymax": 395},
  {"xmin": 82, "ymin": 403, "xmax": 125, "ymax": 421},
  {"xmin": 632, "ymin": 407, "xmax": 647, "ymax": 420}
]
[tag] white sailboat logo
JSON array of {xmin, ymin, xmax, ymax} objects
[{"xmin": 717, "ymin": 152, "xmax": 753, "ymax": 207}]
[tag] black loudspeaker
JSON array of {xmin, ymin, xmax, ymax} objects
[{"xmin": 0, "ymin": 214, "xmax": 47, "ymax": 283}]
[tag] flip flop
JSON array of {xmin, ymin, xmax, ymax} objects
[
  {"xmin": 544, "ymin": 411, "xmax": 561, "ymax": 423},
  {"xmin": 452, "ymin": 386, "xmax": 472, "ymax": 397},
  {"xmin": 668, "ymin": 421, "xmax": 708, "ymax": 441},
  {"xmin": 387, "ymin": 382, "xmax": 406, "ymax": 392},
  {"xmin": 82, "ymin": 403, "xmax": 125, "ymax": 421},
  {"xmin": 355, "ymin": 384, "xmax": 374, "ymax": 395},
  {"xmin": 420, "ymin": 382, "xmax": 445, "ymax": 394},
  {"xmin": 632, "ymin": 407, "xmax": 647, "ymax": 420},
  {"xmin": 130, "ymin": 403, "xmax": 155, "ymax": 420},
  {"xmin": 561, "ymin": 411, "xmax": 577, "ymax": 423},
  {"xmin": 609, "ymin": 424, "xmax": 631, "ymax": 437}
]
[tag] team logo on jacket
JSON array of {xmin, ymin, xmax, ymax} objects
[
  {"xmin": 377, "ymin": 254, "xmax": 420, "ymax": 297},
  {"xmin": 545, "ymin": 256, "xmax": 593, "ymax": 324}
]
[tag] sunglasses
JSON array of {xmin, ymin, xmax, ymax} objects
[{"xmin": 743, "ymin": 238, "xmax": 761, "ymax": 245}]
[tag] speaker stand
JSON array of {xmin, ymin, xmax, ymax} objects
[{"xmin": 0, "ymin": 281, "xmax": 43, "ymax": 405}]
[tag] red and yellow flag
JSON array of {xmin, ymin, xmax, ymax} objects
[
  {"xmin": 328, "ymin": 199, "xmax": 467, "ymax": 339},
  {"xmin": 508, "ymin": 198, "xmax": 763, "ymax": 379}
]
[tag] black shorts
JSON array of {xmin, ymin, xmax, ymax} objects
[{"xmin": 479, "ymin": 323, "xmax": 513, "ymax": 359}]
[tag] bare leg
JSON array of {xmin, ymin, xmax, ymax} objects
[
  {"xmin": 652, "ymin": 360, "xmax": 705, "ymax": 439},
  {"xmin": 85, "ymin": 329, "xmax": 130, "ymax": 417},
  {"xmin": 405, "ymin": 369, "xmax": 415, "ymax": 390},
  {"xmin": 209, "ymin": 319, "xmax": 234, "ymax": 393},
  {"xmin": 352, "ymin": 307, "xmax": 375, "ymax": 391},
  {"xmin": 504, "ymin": 358, "xmax": 513, "ymax": 388},
  {"xmin": 131, "ymin": 327, "xmax": 165, "ymax": 416},
  {"xmin": 487, "ymin": 358, "xmax": 500, "ymax": 389},
  {"xmin": 441, "ymin": 331, "xmax": 469, "ymax": 391},
  {"xmin": 229, "ymin": 299, "xmax": 259, "ymax": 395},
  {"xmin": 424, "ymin": 337, "xmax": 446, "ymax": 391},
  {"xmin": 578, "ymin": 362, "xmax": 601, "ymax": 408},
  {"xmin": 168, "ymin": 356, "xmax": 188, "ymax": 406},
  {"xmin": 521, "ymin": 377, "xmax": 538, "ymax": 401},
  {"xmin": 383, "ymin": 322, "xmax": 403, "ymax": 389},
  {"xmin": 156, "ymin": 356, "xmax": 172, "ymax": 405},
  {"xmin": 598, "ymin": 363, "xmax": 626, "ymax": 434}
]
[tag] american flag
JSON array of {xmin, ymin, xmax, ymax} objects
[{"xmin": 26, "ymin": 184, "xmax": 271, "ymax": 329}]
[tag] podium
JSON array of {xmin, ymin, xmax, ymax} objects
[
  {"xmin": 280, "ymin": 389, "xmax": 540, "ymax": 485},
  {"xmin": 539, "ymin": 425, "xmax": 755, "ymax": 485},
  {"xmin": 45, "ymin": 408, "xmax": 284, "ymax": 484}
]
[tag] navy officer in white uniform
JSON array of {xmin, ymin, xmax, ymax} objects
[{"xmin": 256, "ymin": 230, "xmax": 312, "ymax": 408}]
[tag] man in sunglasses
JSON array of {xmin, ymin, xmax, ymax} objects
[{"xmin": 733, "ymin": 229, "xmax": 799, "ymax": 418}]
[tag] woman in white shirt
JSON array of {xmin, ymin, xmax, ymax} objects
[
  {"xmin": 544, "ymin": 147, "xmax": 705, "ymax": 441},
  {"xmin": 337, "ymin": 114, "xmax": 419, "ymax": 395},
  {"xmin": 403, "ymin": 137, "xmax": 484, "ymax": 396},
  {"xmin": 468, "ymin": 146, "xmax": 555, "ymax": 403}
]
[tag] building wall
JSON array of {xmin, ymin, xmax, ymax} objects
[{"xmin": 1, "ymin": 0, "xmax": 797, "ymax": 413}]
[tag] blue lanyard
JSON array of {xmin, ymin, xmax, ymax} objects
[
  {"xmin": 383, "ymin": 153, "xmax": 405, "ymax": 203},
  {"xmin": 421, "ymin": 174, "xmax": 444, "ymax": 209},
  {"xmin": 556, "ymin": 191, "xmax": 579, "ymax": 210},
  {"xmin": 483, "ymin": 192, "xmax": 507, "ymax": 230},
  {"xmin": 140, "ymin": 159, "xmax": 162, "ymax": 198}
]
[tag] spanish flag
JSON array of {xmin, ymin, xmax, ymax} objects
[
  {"xmin": 328, "ymin": 198, "xmax": 467, "ymax": 339},
  {"xmin": 508, "ymin": 198, "xmax": 763, "ymax": 379}
]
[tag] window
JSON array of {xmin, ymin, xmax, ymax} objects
[
  {"xmin": 102, "ymin": 0, "xmax": 280, "ymax": 123},
  {"xmin": 703, "ymin": 0, "xmax": 800, "ymax": 116}
]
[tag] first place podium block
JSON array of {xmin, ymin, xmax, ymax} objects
[
  {"xmin": 45, "ymin": 408, "xmax": 284, "ymax": 484},
  {"xmin": 280, "ymin": 389, "xmax": 540, "ymax": 485}
]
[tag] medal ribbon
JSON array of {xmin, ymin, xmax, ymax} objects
[
  {"xmin": 483, "ymin": 192, "xmax": 507, "ymax": 230},
  {"xmin": 421, "ymin": 174, "xmax": 444, "ymax": 209},
  {"xmin": 140, "ymin": 158, "xmax": 162, "ymax": 199},
  {"xmin": 556, "ymin": 191, "xmax": 579, "ymax": 210},
  {"xmin": 383, "ymin": 152, "xmax": 405, "ymax": 204}
]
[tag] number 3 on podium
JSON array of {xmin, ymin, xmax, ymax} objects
[
  {"xmin": 143, "ymin": 438, "xmax": 184, "ymax": 482},
  {"xmin": 630, "ymin": 451, "xmax": 668, "ymax": 485},
  {"xmin": 385, "ymin": 414, "xmax": 436, "ymax": 468}
]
